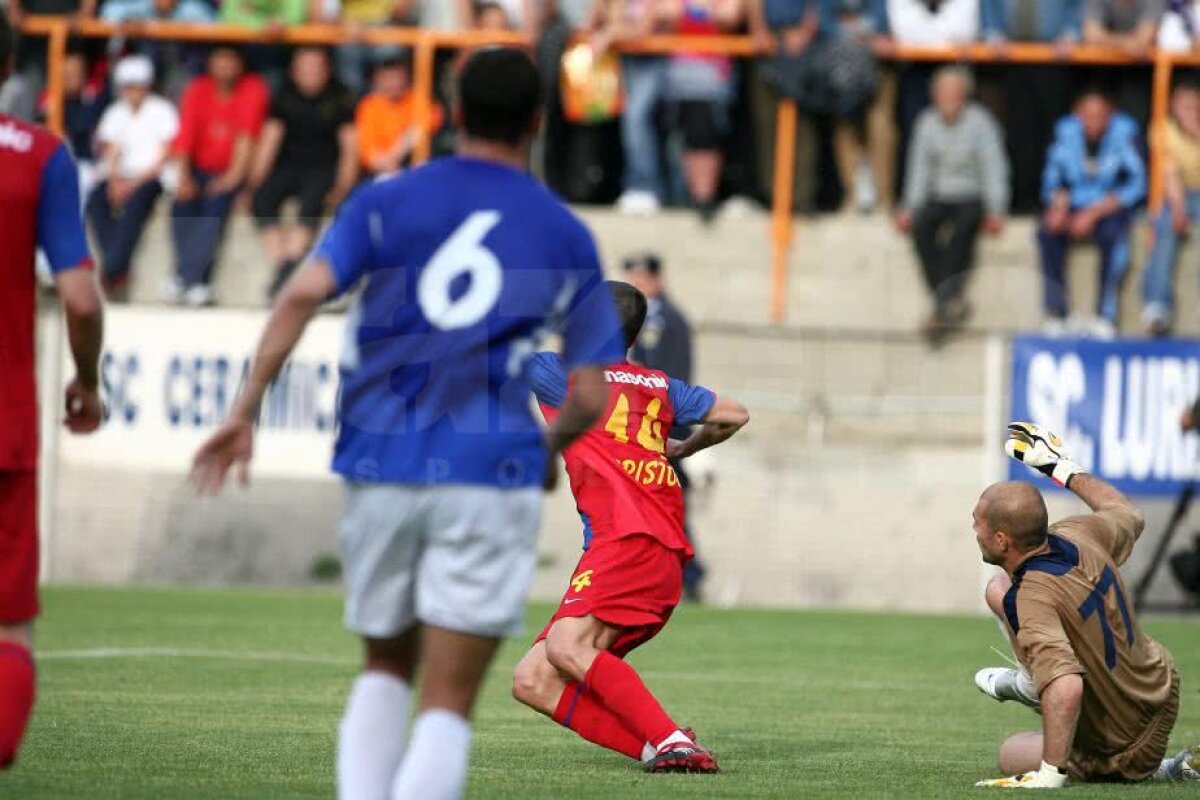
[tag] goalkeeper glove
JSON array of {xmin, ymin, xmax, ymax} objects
[
  {"xmin": 1004, "ymin": 422, "xmax": 1084, "ymax": 488},
  {"xmin": 975, "ymin": 761, "xmax": 1069, "ymax": 789}
]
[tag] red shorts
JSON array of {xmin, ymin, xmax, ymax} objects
[
  {"xmin": 0, "ymin": 470, "xmax": 38, "ymax": 624},
  {"xmin": 536, "ymin": 534, "xmax": 684, "ymax": 658}
]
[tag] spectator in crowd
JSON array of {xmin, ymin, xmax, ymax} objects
[
  {"xmin": 751, "ymin": 0, "xmax": 821, "ymax": 213},
  {"xmin": 248, "ymin": 46, "xmax": 356, "ymax": 298},
  {"xmin": 622, "ymin": 251, "xmax": 707, "ymax": 602},
  {"xmin": 888, "ymin": 0, "xmax": 981, "ymax": 197},
  {"xmin": 1038, "ymin": 87, "xmax": 1145, "ymax": 338},
  {"xmin": 820, "ymin": 0, "xmax": 894, "ymax": 213},
  {"xmin": 591, "ymin": 0, "xmax": 674, "ymax": 215},
  {"xmin": 87, "ymin": 55, "xmax": 178, "ymax": 300},
  {"xmin": 168, "ymin": 45, "xmax": 269, "ymax": 308},
  {"xmin": 981, "ymin": 0, "xmax": 1082, "ymax": 213},
  {"xmin": 53, "ymin": 50, "xmax": 108, "ymax": 194},
  {"xmin": 474, "ymin": 0, "xmax": 516, "ymax": 27},
  {"xmin": 0, "ymin": 70, "xmax": 34, "ymax": 120},
  {"xmin": 661, "ymin": 0, "xmax": 746, "ymax": 222},
  {"xmin": 7, "ymin": 0, "xmax": 96, "ymax": 100},
  {"xmin": 221, "ymin": 0, "xmax": 308, "ymax": 26},
  {"xmin": 1082, "ymin": 0, "xmax": 1164, "ymax": 126},
  {"xmin": 329, "ymin": 0, "xmax": 419, "ymax": 94},
  {"xmin": 1084, "ymin": 0, "xmax": 1163, "ymax": 54},
  {"xmin": 355, "ymin": 51, "xmax": 443, "ymax": 177},
  {"xmin": 98, "ymin": 0, "xmax": 214, "ymax": 23},
  {"xmin": 1142, "ymin": 81, "xmax": 1200, "ymax": 335},
  {"xmin": 895, "ymin": 66, "xmax": 1008, "ymax": 345},
  {"xmin": 1159, "ymin": 0, "xmax": 1200, "ymax": 50}
]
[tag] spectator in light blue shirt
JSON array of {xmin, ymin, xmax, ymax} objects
[{"xmin": 1037, "ymin": 87, "xmax": 1145, "ymax": 338}]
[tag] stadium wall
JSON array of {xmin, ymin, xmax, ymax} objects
[{"xmin": 36, "ymin": 208, "xmax": 1198, "ymax": 611}]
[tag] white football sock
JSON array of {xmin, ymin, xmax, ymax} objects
[
  {"xmin": 337, "ymin": 671, "xmax": 411, "ymax": 800},
  {"xmin": 654, "ymin": 730, "xmax": 693, "ymax": 752},
  {"xmin": 391, "ymin": 709, "xmax": 471, "ymax": 800},
  {"xmin": 640, "ymin": 742, "xmax": 656, "ymax": 763}
]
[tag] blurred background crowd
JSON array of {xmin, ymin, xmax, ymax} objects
[{"xmin": 2, "ymin": 0, "xmax": 1200, "ymax": 343}]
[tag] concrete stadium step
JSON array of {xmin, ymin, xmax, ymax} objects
[{"xmin": 117, "ymin": 202, "xmax": 1200, "ymax": 336}]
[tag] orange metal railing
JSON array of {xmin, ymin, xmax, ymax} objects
[{"xmin": 16, "ymin": 18, "xmax": 1200, "ymax": 323}]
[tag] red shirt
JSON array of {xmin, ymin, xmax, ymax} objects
[
  {"xmin": 536, "ymin": 359, "xmax": 713, "ymax": 557},
  {"xmin": 0, "ymin": 115, "xmax": 92, "ymax": 469},
  {"xmin": 172, "ymin": 74, "xmax": 269, "ymax": 174}
]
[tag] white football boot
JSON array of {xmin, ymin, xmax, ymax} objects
[
  {"xmin": 974, "ymin": 667, "xmax": 1041, "ymax": 711},
  {"xmin": 1157, "ymin": 746, "xmax": 1200, "ymax": 782}
]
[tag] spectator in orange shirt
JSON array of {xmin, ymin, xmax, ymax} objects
[
  {"xmin": 169, "ymin": 45, "xmax": 269, "ymax": 306},
  {"xmin": 355, "ymin": 52, "xmax": 444, "ymax": 177}
]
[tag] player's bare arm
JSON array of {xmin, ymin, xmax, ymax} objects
[
  {"xmin": 545, "ymin": 365, "xmax": 609, "ymax": 456},
  {"xmin": 190, "ymin": 259, "xmax": 334, "ymax": 495},
  {"xmin": 1040, "ymin": 673, "xmax": 1083, "ymax": 769},
  {"xmin": 55, "ymin": 267, "xmax": 105, "ymax": 434},
  {"xmin": 1064, "ymin": 473, "xmax": 1146, "ymax": 538},
  {"xmin": 666, "ymin": 395, "xmax": 749, "ymax": 460}
]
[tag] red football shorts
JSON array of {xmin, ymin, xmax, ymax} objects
[
  {"xmin": 0, "ymin": 470, "xmax": 39, "ymax": 624},
  {"xmin": 536, "ymin": 534, "xmax": 685, "ymax": 658}
]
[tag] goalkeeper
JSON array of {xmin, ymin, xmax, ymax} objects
[{"xmin": 970, "ymin": 422, "xmax": 1196, "ymax": 788}]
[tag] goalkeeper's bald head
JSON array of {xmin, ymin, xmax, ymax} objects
[{"xmin": 980, "ymin": 481, "xmax": 1049, "ymax": 553}]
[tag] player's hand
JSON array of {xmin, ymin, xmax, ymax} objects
[
  {"xmin": 190, "ymin": 417, "xmax": 254, "ymax": 496},
  {"xmin": 63, "ymin": 378, "xmax": 103, "ymax": 434},
  {"xmin": 665, "ymin": 438, "xmax": 687, "ymax": 460},
  {"xmin": 976, "ymin": 761, "xmax": 1068, "ymax": 789},
  {"xmin": 1004, "ymin": 422, "xmax": 1084, "ymax": 488}
]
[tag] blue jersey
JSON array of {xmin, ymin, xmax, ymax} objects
[{"xmin": 314, "ymin": 156, "xmax": 626, "ymax": 488}]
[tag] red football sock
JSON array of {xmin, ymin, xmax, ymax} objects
[
  {"xmin": 0, "ymin": 642, "xmax": 35, "ymax": 768},
  {"xmin": 552, "ymin": 681, "xmax": 645, "ymax": 761},
  {"xmin": 583, "ymin": 651, "xmax": 677, "ymax": 747}
]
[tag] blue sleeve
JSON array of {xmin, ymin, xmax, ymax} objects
[
  {"xmin": 558, "ymin": 225, "xmax": 627, "ymax": 371},
  {"xmin": 312, "ymin": 185, "xmax": 375, "ymax": 296},
  {"xmin": 37, "ymin": 144, "xmax": 92, "ymax": 274},
  {"xmin": 668, "ymin": 378, "xmax": 716, "ymax": 427},
  {"xmin": 1041, "ymin": 137, "xmax": 1067, "ymax": 204},
  {"xmin": 1063, "ymin": 0, "xmax": 1083, "ymax": 39},
  {"xmin": 869, "ymin": 0, "xmax": 889, "ymax": 34},
  {"xmin": 526, "ymin": 351, "xmax": 569, "ymax": 409},
  {"xmin": 1115, "ymin": 135, "xmax": 1147, "ymax": 209},
  {"xmin": 980, "ymin": 0, "xmax": 1003, "ymax": 37}
]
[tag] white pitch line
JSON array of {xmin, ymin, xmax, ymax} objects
[
  {"xmin": 38, "ymin": 647, "xmax": 354, "ymax": 666},
  {"xmin": 36, "ymin": 648, "xmax": 904, "ymax": 691}
]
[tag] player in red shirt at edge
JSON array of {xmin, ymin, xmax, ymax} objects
[
  {"xmin": 0, "ymin": 7, "xmax": 106, "ymax": 770},
  {"xmin": 513, "ymin": 281, "xmax": 749, "ymax": 773}
]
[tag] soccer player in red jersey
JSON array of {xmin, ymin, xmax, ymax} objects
[
  {"xmin": 0, "ymin": 7, "xmax": 105, "ymax": 769},
  {"xmin": 512, "ymin": 281, "xmax": 749, "ymax": 773}
]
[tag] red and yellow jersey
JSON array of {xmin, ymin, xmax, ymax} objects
[
  {"xmin": 0, "ymin": 115, "xmax": 92, "ymax": 469},
  {"xmin": 526, "ymin": 353, "xmax": 715, "ymax": 556}
]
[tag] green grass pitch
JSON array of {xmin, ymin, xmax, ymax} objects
[{"xmin": 2, "ymin": 586, "xmax": 1199, "ymax": 799}]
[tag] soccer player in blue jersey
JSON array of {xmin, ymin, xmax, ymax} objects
[{"xmin": 191, "ymin": 49, "xmax": 625, "ymax": 800}]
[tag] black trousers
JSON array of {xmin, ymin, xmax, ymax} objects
[{"xmin": 912, "ymin": 199, "xmax": 984, "ymax": 314}]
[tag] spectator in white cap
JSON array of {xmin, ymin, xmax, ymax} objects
[{"xmin": 86, "ymin": 54, "xmax": 179, "ymax": 300}]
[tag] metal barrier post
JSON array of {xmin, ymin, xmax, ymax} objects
[
  {"xmin": 769, "ymin": 98, "xmax": 797, "ymax": 324},
  {"xmin": 1150, "ymin": 51, "xmax": 1173, "ymax": 212},
  {"xmin": 44, "ymin": 18, "xmax": 68, "ymax": 136},
  {"xmin": 412, "ymin": 31, "xmax": 436, "ymax": 165}
]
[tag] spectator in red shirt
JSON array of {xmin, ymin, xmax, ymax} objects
[{"xmin": 169, "ymin": 45, "xmax": 269, "ymax": 307}]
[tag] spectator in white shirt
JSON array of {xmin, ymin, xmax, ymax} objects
[
  {"xmin": 887, "ymin": 0, "xmax": 980, "ymax": 44},
  {"xmin": 85, "ymin": 55, "xmax": 179, "ymax": 300},
  {"xmin": 1159, "ymin": 0, "xmax": 1200, "ymax": 50}
]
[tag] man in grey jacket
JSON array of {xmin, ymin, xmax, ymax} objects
[{"xmin": 895, "ymin": 65, "xmax": 1009, "ymax": 346}]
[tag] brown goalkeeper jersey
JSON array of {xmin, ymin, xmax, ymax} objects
[{"xmin": 1003, "ymin": 507, "xmax": 1176, "ymax": 765}]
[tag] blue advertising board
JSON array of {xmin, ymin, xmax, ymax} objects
[{"xmin": 1009, "ymin": 335, "xmax": 1200, "ymax": 495}]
